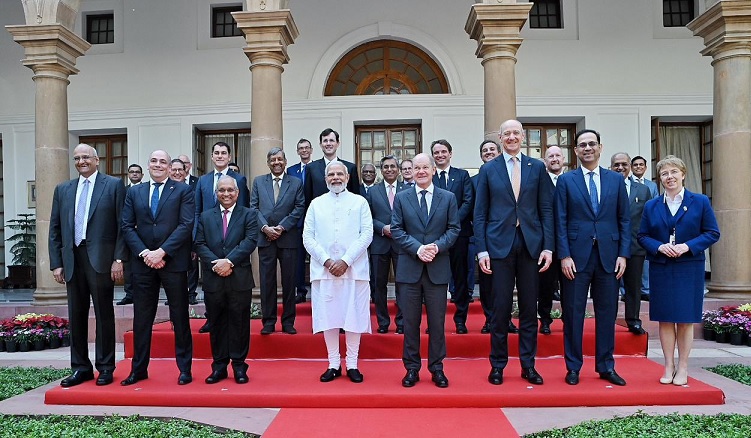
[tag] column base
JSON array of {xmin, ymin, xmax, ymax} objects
[
  {"xmin": 32, "ymin": 287, "xmax": 68, "ymax": 306},
  {"xmin": 706, "ymin": 282, "xmax": 751, "ymax": 299}
]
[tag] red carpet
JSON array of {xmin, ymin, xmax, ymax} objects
[
  {"xmin": 45, "ymin": 356, "xmax": 724, "ymax": 408},
  {"xmin": 263, "ymin": 408, "xmax": 519, "ymax": 438}
]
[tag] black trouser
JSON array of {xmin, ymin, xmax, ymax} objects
[
  {"xmin": 623, "ymin": 254, "xmax": 645, "ymax": 327},
  {"xmin": 538, "ymin": 258, "xmax": 561, "ymax": 325},
  {"xmin": 259, "ymin": 244, "xmax": 297, "ymax": 328},
  {"xmin": 450, "ymin": 236, "xmax": 470, "ymax": 325},
  {"xmin": 205, "ymin": 286, "xmax": 251, "ymax": 373},
  {"xmin": 400, "ymin": 267, "xmax": 447, "ymax": 373},
  {"xmin": 373, "ymin": 249, "xmax": 402, "ymax": 329}
]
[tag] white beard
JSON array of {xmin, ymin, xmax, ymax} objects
[{"xmin": 327, "ymin": 182, "xmax": 346, "ymax": 194}]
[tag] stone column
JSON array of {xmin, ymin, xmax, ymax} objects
[
  {"xmin": 689, "ymin": 0, "xmax": 751, "ymax": 298},
  {"xmin": 466, "ymin": 0, "xmax": 532, "ymax": 139},
  {"xmin": 6, "ymin": 24, "xmax": 90, "ymax": 305}
]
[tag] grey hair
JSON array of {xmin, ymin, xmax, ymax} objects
[
  {"xmin": 267, "ymin": 147, "xmax": 286, "ymax": 161},
  {"xmin": 215, "ymin": 175, "xmax": 239, "ymax": 191}
]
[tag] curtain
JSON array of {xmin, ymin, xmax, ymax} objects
[
  {"xmin": 236, "ymin": 133, "xmax": 252, "ymax": 176},
  {"xmin": 659, "ymin": 126, "xmax": 702, "ymax": 194}
]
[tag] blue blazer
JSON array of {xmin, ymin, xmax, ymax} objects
[
  {"xmin": 637, "ymin": 189, "xmax": 719, "ymax": 264},
  {"xmin": 121, "ymin": 179, "xmax": 195, "ymax": 273},
  {"xmin": 474, "ymin": 154, "xmax": 554, "ymax": 259},
  {"xmin": 390, "ymin": 187, "xmax": 460, "ymax": 284},
  {"xmin": 194, "ymin": 169, "xmax": 249, "ymax": 234},
  {"xmin": 433, "ymin": 166, "xmax": 473, "ymax": 237},
  {"xmin": 288, "ymin": 162, "xmax": 307, "ymax": 228},
  {"xmin": 555, "ymin": 167, "xmax": 631, "ymax": 273}
]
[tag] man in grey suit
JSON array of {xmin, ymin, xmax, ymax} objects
[
  {"xmin": 49, "ymin": 143, "xmax": 126, "ymax": 387},
  {"xmin": 631, "ymin": 155, "xmax": 658, "ymax": 301},
  {"xmin": 391, "ymin": 153, "xmax": 460, "ymax": 388},
  {"xmin": 251, "ymin": 147, "xmax": 305, "ymax": 335},
  {"xmin": 611, "ymin": 153, "xmax": 652, "ymax": 335},
  {"xmin": 117, "ymin": 163, "xmax": 144, "ymax": 306}
]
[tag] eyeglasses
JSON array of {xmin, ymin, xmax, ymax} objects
[
  {"xmin": 362, "ymin": 170, "xmax": 376, "ymax": 174},
  {"xmin": 576, "ymin": 141, "xmax": 599, "ymax": 149},
  {"xmin": 381, "ymin": 164, "xmax": 398, "ymax": 169},
  {"xmin": 297, "ymin": 145, "xmax": 312, "ymax": 150},
  {"xmin": 73, "ymin": 155, "xmax": 94, "ymax": 162}
]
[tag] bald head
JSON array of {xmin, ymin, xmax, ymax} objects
[{"xmin": 544, "ymin": 146, "xmax": 564, "ymax": 175}]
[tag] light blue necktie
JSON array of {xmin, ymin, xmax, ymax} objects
[
  {"xmin": 151, "ymin": 182, "xmax": 162, "ymax": 218},
  {"xmin": 74, "ymin": 179, "xmax": 90, "ymax": 246},
  {"xmin": 588, "ymin": 171, "xmax": 599, "ymax": 215}
]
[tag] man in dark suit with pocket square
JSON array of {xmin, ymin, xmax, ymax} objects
[
  {"xmin": 196, "ymin": 176, "xmax": 259, "ymax": 384},
  {"xmin": 251, "ymin": 147, "xmax": 304, "ymax": 335}
]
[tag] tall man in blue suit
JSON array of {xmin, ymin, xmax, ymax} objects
[
  {"xmin": 431, "ymin": 139, "xmax": 473, "ymax": 334},
  {"xmin": 288, "ymin": 138, "xmax": 313, "ymax": 303},
  {"xmin": 50, "ymin": 143, "xmax": 126, "ymax": 387},
  {"xmin": 120, "ymin": 150, "xmax": 195, "ymax": 386},
  {"xmin": 367, "ymin": 155, "xmax": 404, "ymax": 333},
  {"xmin": 196, "ymin": 176, "xmax": 258, "ymax": 384},
  {"xmin": 556, "ymin": 129, "xmax": 630, "ymax": 386},
  {"xmin": 475, "ymin": 120, "xmax": 554, "ymax": 386},
  {"xmin": 251, "ymin": 147, "xmax": 305, "ymax": 335},
  {"xmin": 392, "ymin": 153, "xmax": 460, "ymax": 388},
  {"xmin": 631, "ymin": 155, "xmax": 659, "ymax": 301}
]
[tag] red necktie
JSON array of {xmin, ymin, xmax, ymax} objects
[{"xmin": 222, "ymin": 209, "xmax": 229, "ymax": 239}]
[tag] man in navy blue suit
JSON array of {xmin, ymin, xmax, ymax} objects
[
  {"xmin": 431, "ymin": 139, "xmax": 473, "ymax": 334},
  {"xmin": 120, "ymin": 150, "xmax": 195, "ymax": 386},
  {"xmin": 288, "ymin": 139, "xmax": 313, "ymax": 303},
  {"xmin": 631, "ymin": 155, "xmax": 659, "ymax": 302},
  {"xmin": 474, "ymin": 120, "xmax": 554, "ymax": 386},
  {"xmin": 555, "ymin": 129, "xmax": 630, "ymax": 386}
]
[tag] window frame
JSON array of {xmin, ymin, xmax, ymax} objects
[
  {"xmin": 211, "ymin": 5, "xmax": 243, "ymax": 39},
  {"xmin": 354, "ymin": 125, "xmax": 422, "ymax": 177},
  {"xmin": 529, "ymin": 0, "xmax": 563, "ymax": 29},
  {"xmin": 79, "ymin": 135, "xmax": 129, "ymax": 184}
]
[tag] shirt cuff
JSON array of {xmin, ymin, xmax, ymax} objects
[{"xmin": 478, "ymin": 251, "xmax": 489, "ymax": 260}]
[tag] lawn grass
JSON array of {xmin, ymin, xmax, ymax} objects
[
  {"xmin": 705, "ymin": 363, "xmax": 751, "ymax": 386},
  {"xmin": 524, "ymin": 412, "xmax": 751, "ymax": 438},
  {"xmin": 0, "ymin": 366, "xmax": 70, "ymax": 401}
]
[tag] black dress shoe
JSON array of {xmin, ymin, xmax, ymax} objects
[
  {"xmin": 116, "ymin": 297, "xmax": 133, "ymax": 305},
  {"xmin": 178, "ymin": 372, "xmax": 192, "ymax": 385},
  {"xmin": 120, "ymin": 372, "xmax": 148, "ymax": 386},
  {"xmin": 205, "ymin": 370, "xmax": 228, "ymax": 384},
  {"xmin": 455, "ymin": 324, "xmax": 468, "ymax": 334},
  {"xmin": 431, "ymin": 370, "xmax": 449, "ymax": 388},
  {"xmin": 488, "ymin": 367, "xmax": 504, "ymax": 385},
  {"xmin": 521, "ymin": 367, "xmax": 544, "ymax": 385},
  {"xmin": 60, "ymin": 370, "xmax": 95, "ymax": 387},
  {"xmin": 396, "ymin": 326, "xmax": 404, "ymax": 334},
  {"xmin": 565, "ymin": 370, "xmax": 579, "ymax": 385},
  {"xmin": 481, "ymin": 323, "xmax": 491, "ymax": 334},
  {"xmin": 295, "ymin": 294, "xmax": 307, "ymax": 304},
  {"xmin": 552, "ymin": 291, "xmax": 561, "ymax": 301},
  {"xmin": 234, "ymin": 369, "xmax": 249, "ymax": 384},
  {"xmin": 347, "ymin": 369, "xmax": 364, "ymax": 383},
  {"xmin": 539, "ymin": 322, "xmax": 551, "ymax": 335},
  {"xmin": 198, "ymin": 321, "xmax": 210, "ymax": 333},
  {"xmin": 96, "ymin": 370, "xmax": 113, "ymax": 386},
  {"xmin": 402, "ymin": 369, "xmax": 420, "ymax": 387},
  {"xmin": 599, "ymin": 371, "xmax": 626, "ymax": 386},
  {"xmin": 260, "ymin": 325, "xmax": 274, "ymax": 335},
  {"xmin": 628, "ymin": 325, "xmax": 646, "ymax": 335},
  {"xmin": 164, "ymin": 300, "xmax": 170, "ymax": 306},
  {"xmin": 508, "ymin": 321, "xmax": 519, "ymax": 334},
  {"xmin": 320, "ymin": 367, "xmax": 342, "ymax": 382},
  {"xmin": 377, "ymin": 326, "xmax": 389, "ymax": 334},
  {"xmin": 189, "ymin": 297, "xmax": 198, "ymax": 305},
  {"xmin": 641, "ymin": 293, "xmax": 650, "ymax": 301},
  {"xmin": 282, "ymin": 326, "xmax": 297, "ymax": 335}
]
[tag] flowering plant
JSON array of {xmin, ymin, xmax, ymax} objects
[
  {"xmin": 14, "ymin": 329, "xmax": 32, "ymax": 343},
  {"xmin": 706, "ymin": 305, "xmax": 751, "ymax": 334}
]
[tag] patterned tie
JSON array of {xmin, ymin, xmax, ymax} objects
[
  {"xmin": 150, "ymin": 182, "xmax": 162, "ymax": 219},
  {"xmin": 222, "ymin": 209, "xmax": 229, "ymax": 239},
  {"xmin": 440, "ymin": 170, "xmax": 447, "ymax": 189},
  {"xmin": 419, "ymin": 189, "xmax": 429, "ymax": 220},
  {"xmin": 273, "ymin": 177, "xmax": 281, "ymax": 203},
  {"xmin": 552, "ymin": 174, "xmax": 558, "ymax": 186},
  {"xmin": 511, "ymin": 156, "xmax": 521, "ymax": 201},
  {"xmin": 214, "ymin": 172, "xmax": 222, "ymax": 201},
  {"xmin": 388, "ymin": 184, "xmax": 395, "ymax": 209},
  {"xmin": 74, "ymin": 179, "xmax": 90, "ymax": 246},
  {"xmin": 588, "ymin": 171, "xmax": 599, "ymax": 215}
]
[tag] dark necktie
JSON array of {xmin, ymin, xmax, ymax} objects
[
  {"xmin": 214, "ymin": 172, "xmax": 222, "ymax": 201},
  {"xmin": 151, "ymin": 182, "xmax": 162, "ymax": 218},
  {"xmin": 439, "ymin": 170, "xmax": 447, "ymax": 189},
  {"xmin": 419, "ymin": 189, "xmax": 429, "ymax": 220},
  {"xmin": 588, "ymin": 171, "xmax": 599, "ymax": 215}
]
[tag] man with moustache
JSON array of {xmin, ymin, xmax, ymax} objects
[
  {"xmin": 392, "ymin": 153, "xmax": 459, "ymax": 388},
  {"xmin": 117, "ymin": 163, "xmax": 145, "ymax": 306},
  {"xmin": 120, "ymin": 150, "xmax": 195, "ymax": 386},
  {"xmin": 610, "ymin": 152, "xmax": 652, "ymax": 335},
  {"xmin": 475, "ymin": 120, "xmax": 554, "ymax": 386},
  {"xmin": 195, "ymin": 176, "xmax": 258, "ymax": 384},
  {"xmin": 251, "ymin": 147, "xmax": 305, "ymax": 335},
  {"xmin": 538, "ymin": 146, "xmax": 565, "ymax": 335},
  {"xmin": 400, "ymin": 159, "xmax": 415, "ymax": 187},
  {"xmin": 431, "ymin": 139, "xmax": 473, "ymax": 334},
  {"xmin": 556, "ymin": 129, "xmax": 630, "ymax": 386},
  {"xmin": 303, "ymin": 161, "xmax": 372, "ymax": 384},
  {"xmin": 49, "ymin": 144, "xmax": 126, "ymax": 387},
  {"xmin": 360, "ymin": 163, "xmax": 377, "ymax": 195},
  {"xmin": 367, "ymin": 155, "xmax": 405, "ymax": 333},
  {"xmin": 288, "ymin": 138, "xmax": 313, "ymax": 303},
  {"xmin": 304, "ymin": 128, "xmax": 360, "ymax": 207}
]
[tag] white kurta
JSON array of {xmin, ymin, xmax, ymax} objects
[{"xmin": 303, "ymin": 190, "xmax": 373, "ymax": 333}]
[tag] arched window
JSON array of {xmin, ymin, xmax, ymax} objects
[{"xmin": 325, "ymin": 40, "xmax": 449, "ymax": 96}]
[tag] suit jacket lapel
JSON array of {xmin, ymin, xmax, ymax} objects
[
  {"xmin": 155, "ymin": 180, "xmax": 176, "ymax": 218},
  {"xmin": 262, "ymin": 174, "xmax": 275, "ymax": 206},
  {"xmin": 406, "ymin": 189, "xmax": 428, "ymax": 228},
  {"xmin": 86, "ymin": 173, "xmax": 106, "ymax": 221},
  {"xmin": 224, "ymin": 206, "xmax": 242, "ymax": 241},
  {"xmin": 571, "ymin": 168, "xmax": 596, "ymax": 216},
  {"xmin": 519, "ymin": 154, "xmax": 531, "ymax": 200},
  {"xmin": 427, "ymin": 189, "xmax": 443, "ymax": 225},
  {"xmin": 628, "ymin": 176, "xmax": 637, "ymax": 203},
  {"xmin": 66, "ymin": 180, "xmax": 77, "ymax": 232},
  {"xmin": 492, "ymin": 157, "xmax": 515, "ymax": 201},
  {"xmin": 277, "ymin": 174, "xmax": 292, "ymax": 204},
  {"xmin": 673, "ymin": 189, "xmax": 694, "ymax": 224}
]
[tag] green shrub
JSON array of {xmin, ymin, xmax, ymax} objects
[
  {"xmin": 0, "ymin": 366, "xmax": 70, "ymax": 401},
  {"xmin": 705, "ymin": 363, "xmax": 751, "ymax": 386}
]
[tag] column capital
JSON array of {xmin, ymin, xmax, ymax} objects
[
  {"xmin": 6, "ymin": 24, "xmax": 90, "ymax": 79},
  {"xmin": 233, "ymin": 10, "xmax": 299, "ymax": 66},
  {"xmin": 465, "ymin": 2, "xmax": 532, "ymax": 60},
  {"xmin": 688, "ymin": 0, "xmax": 751, "ymax": 60}
]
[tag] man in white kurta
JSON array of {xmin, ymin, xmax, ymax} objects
[{"xmin": 303, "ymin": 161, "xmax": 373, "ymax": 383}]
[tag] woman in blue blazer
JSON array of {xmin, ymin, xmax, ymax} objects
[{"xmin": 638, "ymin": 155, "xmax": 720, "ymax": 386}]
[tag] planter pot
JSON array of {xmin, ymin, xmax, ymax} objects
[
  {"xmin": 730, "ymin": 332, "xmax": 744, "ymax": 346},
  {"xmin": 33, "ymin": 339, "xmax": 45, "ymax": 351},
  {"xmin": 5, "ymin": 265, "xmax": 36, "ymax": 289},
  {"xmin": 18, "ymin": 341, "xmax": 30, "ymax": 352},
  {"xmin": 747, "ymin": 335, "xmax": 751, "ymax": 347},
  {"xmin": 715, "ymin": 332, "xmax": 730, "ymax": 343},
  {"xmin": 61, "ymin": 335, "xmax": 70, "ymax": 347},
  {"xmin": 703, "ymin": 327, "xmax": 716, "ymax": 341},
  {"xmin": 0, "ymin": 339, "xmax": 5, "ymax": 352},
  {"xmin": 49, "ymin": 336, "xmax": 61, "ymax": 349},
  {"xmin": 5, "ymin": 340, "xmax": 17, "ymax": 353}
]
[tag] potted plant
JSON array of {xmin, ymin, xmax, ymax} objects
[
  {"xmin": 702, "ymin": 310, "xmax": 719, "ymax": 341},
  {"xmin": 29, "ymin": 328, "xmax": 46, "ymax": 350},
  {"xmin": 5, "ymin": 213, "xmax": 36, "ymax": 288},
  {"xmin": 2, "ymin": 331, "xmax": 17, "ymax": 353},
  {"xmin": 48, "ymin": 329, "xmax": 62, "ymax": 349},
  {"xmin": 15, "ymin": 329, "xmax": 31, "ymax": 352}
]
